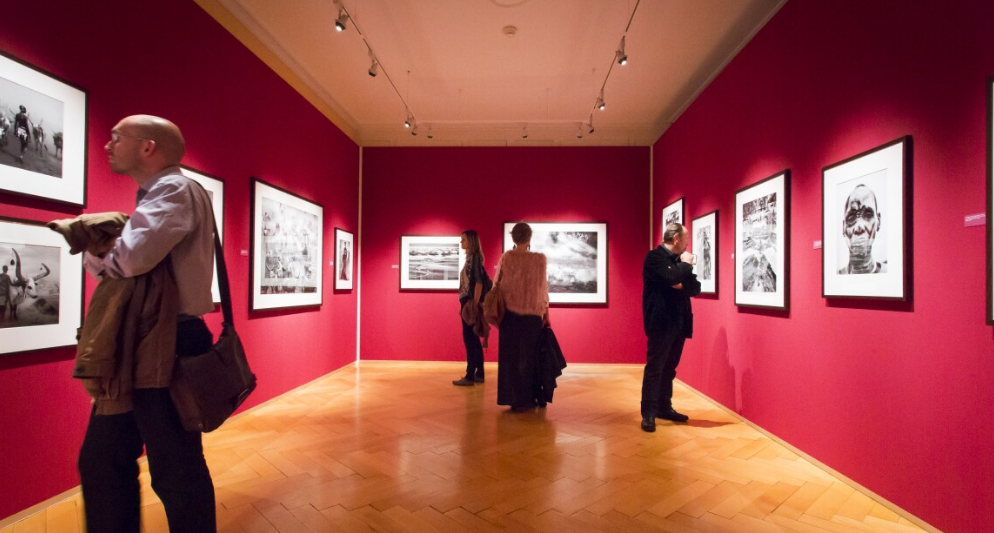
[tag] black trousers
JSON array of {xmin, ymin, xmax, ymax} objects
[
  {"xmin": 640, "ymin": 330, "xmax": 686, "ymax": 417},
  {"xmin": 78, "ymin": 319, "xmax": 216, "ymax": 533},
  {"xmin": 497, "ymin": 311, "xmax": 544, "ymax": 408},
  {"xmin": 461, "ymin": 314, "xmax": 485, "ymax": 380}
]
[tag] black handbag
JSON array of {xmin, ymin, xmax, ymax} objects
[{"xmin": 170, "ymin": 210, "xmax": 257, "ymax": 432}]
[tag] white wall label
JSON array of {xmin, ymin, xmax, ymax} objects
[{"xmin": 964, "ymin": 213, "xmax": 986, "ymax": 227}]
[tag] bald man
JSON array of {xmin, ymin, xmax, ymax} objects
[
  {"xmin": 838, "ymin": 184, "xmax": 887, "ymax": 275},
  {"xmin": 78, "ymin": 115, "xmax": 217, "ymax": 532}
]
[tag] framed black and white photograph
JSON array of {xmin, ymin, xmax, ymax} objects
[
  {"xmin": 822, "ymin": 137, "xmax": 910, "ymax": 300},
  {"xmin": 1, "ymin": 217, "xmax": 83, "ymax": 355},
  {"xmin": 735, "ymin": 171, "xmax": 790, "ymax": 310},
  {"xmin": 181, "ymin": 165, "xmax": 224, "ymax": 304},
  {"xmin": 399, "ymin": 235, "xmax": 464, "ymax": 290},
  {"xmin": 691, "ymin": 210, "xmax": 718, "ymax": 295},
  {"xmin": 503, "ymin": 222, "xmax": 608, "ymax": 304},
  {"xmin": 250, "ymin": 178, "xmax": 323, "ymax": 311},
  {"xmin": 988, "ymin": 76, "xmax": 993, "ymax": 325},
  {"xmin": 0, "ymin": 48, "xmax": 87, "ymax": 206},
  {"xmin": 662, "ymin": 197, "xmax": 684, "ymax": 230},
  {"xmin": 334, "ymin": 228, "xmax": 354, "ymax": 291}
]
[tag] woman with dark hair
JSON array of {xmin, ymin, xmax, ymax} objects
[
  {"xmin": 495, "ymin": 223, "xmax": 550, "ymax": 411},
  {"xmin": 452, "ymin": 230, "xmax": 489, "ymax": 386}
]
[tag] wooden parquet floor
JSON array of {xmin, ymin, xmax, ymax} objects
[{"xmin": 3, "ymin": 362, "xmax": 934, "ymax": 533}]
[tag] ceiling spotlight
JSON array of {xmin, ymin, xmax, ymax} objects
[
  {"xmin": 368, "ymin": 61, "xmax": 379, "ymax": 77},
  {"xmin": 596, "ymin": 95, "xmax": 605, "ymax": 111},
  {"xmin": 576, "ymin": 124, "xmax": 584, "ymax": 139},
  {"xmin": 411, "ymin": 123, "xmax": 419, "ymax": 136},
  {"xmin": 427, "ymin": 125, "xmax": 433, "ymax": 139},
  {"xmin": 585, "ymin": 123, "xmax": 595, "ymax": 134},
  {"xmin": 404, "ymin": 113, "xmax": 413, "ymax": 128},
  {"xmin": 335, "ymin": 11, "xmax": 349, "ymax": 32},
  {"xmin": 521, "ymin": 125, "xmax": 529, "ymax": 139},
  {"xmin": 615, "ymin": 36, "xmax": 628, "ymax": 66}
]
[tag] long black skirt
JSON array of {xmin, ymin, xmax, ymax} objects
[{"xmin": 497, "ymin": 310, "xmax": 544, "ymax": 408}]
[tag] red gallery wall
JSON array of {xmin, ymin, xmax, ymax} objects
[
  {"xmin": 0, "ymin": 0, "xmax": 359, "ymax": 520},
  {"xmin": 361, "ymin": 147, "xmax": 649, "ymax": 366},
  {"xmin": 652, "ymin": 1, "xmax": 994, "ymax": 532}
]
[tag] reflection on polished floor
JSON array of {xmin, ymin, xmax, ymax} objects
[{"xmin": 8, "ymin": 362, "xmax": 931, "ymax": 533}]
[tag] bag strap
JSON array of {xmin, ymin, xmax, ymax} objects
[
  {"xmin": 211, "ymin": 215, "xmax": 234, "ymax": 326},
  {"xmin": 189, "ymin": 178, "xmax": 233, "ymax": 326}
]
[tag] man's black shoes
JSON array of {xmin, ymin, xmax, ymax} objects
[
  {"xmin": 656, "ymin": 409, "xmax": 689, "ymax": 423},
  {"xmin": 640, "ymin": 416, "xmax": 656, "ymax": 432}
]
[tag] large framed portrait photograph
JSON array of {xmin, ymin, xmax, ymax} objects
[
  {"xmin": 662, "ymin": 197, "xmax": 684, "ymax": 230},
  {"xmin": 1, "ymin": 217, "xmax": 83, "ymax": 355},
  {"xmin": 735, "ymin": 171, "xmax": 790, "ymax": 310},
  {"xmin": 691, "ymin": 210, "xmax": 718, "ymax": 295},
  {"xmin": 822, "ymin": 137, "xmax": 910, "ymax": 300},
  {"xmin": 0, "ymin": 48, "xmax": 87, "ymax": 206},
  {"xmin": 399, "ymin": 235, "xmax": 464, "ymax": 290},
  {"xmin": 180, "ymin": 165, "xmax": 224, "ymax": 304},
  {"xmin": 250, "ymin": 178, "xmax": 323, "ymax": 311},
  {"xmin": 334, "ymin": 228, "xmax": 354, "ymax": 291},
  {"xmin": 503, "ymin": 222, "xmax": 608, "ymax": 304}
]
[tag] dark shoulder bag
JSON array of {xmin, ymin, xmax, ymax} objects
[{"xmin": 170, "ymin": 204, "xmax": 257, "ymax": 432}]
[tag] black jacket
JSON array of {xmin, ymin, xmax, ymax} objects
[
  {"xmin": 642, "ymin": 245, "xmax": 701, "ymax": 338},
  {"xmin": 535, "ymin": 327, "xmax": 567, "ymax": 403}
]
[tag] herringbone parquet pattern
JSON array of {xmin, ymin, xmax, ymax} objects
[{"xmin": 3, "ymin": 362, "xmax": 934, "ymax": 533}]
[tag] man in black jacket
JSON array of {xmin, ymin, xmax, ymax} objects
[{"xmin": 640, "ymin": 223, "xmax": 701, "ymax": 432}]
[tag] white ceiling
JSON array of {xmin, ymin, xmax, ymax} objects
[{"xmin": 205, "ymin": 0, "xmax": 786, "ymax": 147}]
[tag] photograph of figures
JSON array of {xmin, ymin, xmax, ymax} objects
[
  {"xmin": 335, "ymin": 228, "xmax": 354, "ymax": 290},
  {"xmin": 399, "ymin": 235, "xmax": 464, "ymax": 290},
  {"xmin": 0, "ymin": 48, "xmax": 87, "ymax": 206},
  {"xmin": 822, "ymin": 137, "xmax": 909, "ymax": 300},
  {"xmin": 181, "ymin": 166, "xmax": 224, "ymax": 304},
  {"xmin": 662, "ymin": 197, "xmax": 684, "ymax": 228},
  {"xmin": 1, "ymin": 217, "xmax": 83, "ymax": 355},
  {"xmin": 250, "ymin": 178, "xmax": 323, "ymax": 311},
  {"xmin": 503, "ymin": 222, "xmax": 608, "ymax": 304},
  {"xmin": 691, "ymin": 210, "xmax": 718, "ymax": 295},
  {"xmin": 735, "ymin": 171, "xmax": 790, "ymax": 310}
]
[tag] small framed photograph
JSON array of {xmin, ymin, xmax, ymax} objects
[
  {"xmin": 503, "ymin": 222, "xmax": 608, "ymax": 304},
  {"xmin": 822, "ymin": 137, "xmax": 911, "ymax": 300},
  {"xmin": 1, "ymin": 216, "xmax": 84, "ymax": 355},
  {"xmin": 690, "ymin": 210, "xmax": 718, "ymax": 295},
  {"xmin": 400, "ymin": 235, "xmax": 464, "ymax": 290},
  {"xmin": 180, "ymin": 166, "xmax": 224, "ymax": 304},
  {"xmin": 735, "ymin": 171, "xmax": 790, "ymax": 310},
  {"xmin": 334, "ymin": 228, "xmax": 354, "ymax": 291},
  {"xmin": 250, "ymin": 178, "xmax": 323, "ymax": 311},
  {"xmin": 0, "ymin": 48, "xmax": 88, "ymax": 206},
  {"xmin": 662, "ymin": 197, "xmax": 684, "ymax": 230},
  {"xmin": 988, "ymin": 76, "xmax": 993, "ymax": 325}
]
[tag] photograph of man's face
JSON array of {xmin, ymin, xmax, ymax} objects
[
  {"xmin": 842, "ymin": 184, "xmax": 880, "ymax": 257},
  {"xmin": 837, "ymin": 168, "xmax": 888, "ymax": 275}
]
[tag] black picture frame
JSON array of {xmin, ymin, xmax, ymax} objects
[
  {"xmin": 988, "ymin": 76, "xmax": 994, "ymax": 325},
  {"xmin": 0, "ymin": 47, "xmax": 88, "ymax": 206},
  {"xmin": 690, "ymin": 210, "xmax": 719, "ymax": 295},
  {"xmin": 249, "ymin": 177, "xmax": 324, "ymax": 311},
  {"xmin": 334, "ymin": 228, "xmax": 354, "ymax": 291},
  {"xmin": 399, "ymin": 235, "xmax": 464, "ymax": 290},
  {"xmin": 0, "ymin": 216, "xmax": 84, "ymax": 355},
  {"xmin": 822, "ymin": 137, "xmax": 911, "ymax": 300},
  {"xmin": 734, "ymin": 171, "xmax": 790, "ymax": 310},
  {"xmin": 502, "ymin": 221, "xmax": 608, "ymax": 305}
]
